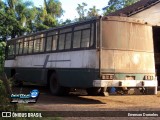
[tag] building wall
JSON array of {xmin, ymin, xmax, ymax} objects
[{"xmin": 130, "ymin": 3, "xmax": 160, "ymax": 26}]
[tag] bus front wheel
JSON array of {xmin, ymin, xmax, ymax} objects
[{"xmin": 49, "ymin": 73, "xmax": 69, "ymax": 96}]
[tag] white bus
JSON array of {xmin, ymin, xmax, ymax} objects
[{"xmin": 4, "ymin": 16, "xmax": 158, "ymax": 95}]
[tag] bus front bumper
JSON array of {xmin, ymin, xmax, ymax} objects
[{"xmin": 93, "ymin": 80, "xmax": 158, "ymax": 88}]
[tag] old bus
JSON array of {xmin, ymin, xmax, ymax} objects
[{"xmin": 4, "ymin": 16, "xmax": 158, "ymax": 95}]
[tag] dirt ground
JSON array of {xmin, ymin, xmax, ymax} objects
[{"xmin": 12, "ymin": 85, "xmax": 160, "ymax": 120}]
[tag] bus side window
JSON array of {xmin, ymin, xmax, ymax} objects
[
  {"xmin": 19, "ymin": 42, "xmax": 23, "ymax": 54},
  {"xmin": 90, "ymin": 23, "xmax": 94, "ymax": 47},
  {"xmin": 58, "ymin": 34, "xmax": 65, "ymax": 50},
  {"xmin": 65, "ymin": 33, "xmax": 72, "ymax": 49},
  {"xmin": 46, "ymin": 36, "xmax": 52, "ymax": 51},
  {"xmin": 16, "ymin": 43, "xmax": 19, "ymax": 55},
  {"xmin": 28, "ymin": 40, "xmax": 33, "ymax": 53},
  {"xmin": 73, "ymin": 31, "xmax": 81, "ymax": 49},
  {"xmin": 23, "ymin": 41, "xmax": 28, "ymax": 54},
  {"xmin": 81, "ymin": 29, "xmax": 90, "ymax": 48},
  {"xmin": 52, "ymin": 35, "xmax": 58, "ymax": 51},
  {"xmin": 39, "ymin": 38, "xmax": 45, "ymax": 52},
  {"xmin": 34, "ymin": 39, "xmax": 40, "ymax": 53},
  {"xmin": 8, "ymin": 44, "xmax": 15, "ymax": 56}
]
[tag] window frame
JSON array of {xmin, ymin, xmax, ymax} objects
[{"xmin": 6, "ymin": 19, "xmax": 97, "ymax": 59}]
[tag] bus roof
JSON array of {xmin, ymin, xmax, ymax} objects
[
  {"xmin": 103, "ymin": 16, "xmax": 152, "ymax": 26},
  {"xmin": 9, "ymin": 16, "xmax": 151, "ymax": 41}
]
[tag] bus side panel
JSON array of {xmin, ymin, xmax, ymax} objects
[
  {"xmin": 4, "ymin": 50, "xmax": 100, "ymax": 87},
  {"xmin": 15, "ymin": 68, "xmax": 47, "ymax": 85},
  {"xmin": 55, "ymin": 68, "xmax": 99, "ymax": 88},
  {"xmin": 4, "ymin": 67, "xmax": 47, "ymax": 85}
]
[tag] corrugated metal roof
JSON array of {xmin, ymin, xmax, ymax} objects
[{"xmin": 107, "ymin": 0, "xmax": 160, "ymax": 16}]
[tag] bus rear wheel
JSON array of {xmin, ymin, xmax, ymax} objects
[{"xmin": 49, "ymin": 73, "xmax": 69, "ymax": 96}]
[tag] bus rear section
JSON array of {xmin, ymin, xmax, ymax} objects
[{"xmin": 93, "ymin": 17, "xmax": 158, "ymax": 95}]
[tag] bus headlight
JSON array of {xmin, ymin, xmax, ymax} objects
[
  {"xmin": 144, "ymin": 75, "xmax": 153, "ymax": 80},
  {"xmin": 101, "ymin": 74, "xmax": 114, "ymax": 80}
]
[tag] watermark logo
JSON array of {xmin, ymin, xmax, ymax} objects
[
  {"xmin": 30, "ymin": 89, "xmax": 39, "ymax": 98},
  {"xmin": 10, "ymin": 89, "xmax": 39, "ymax": 103},
  {"xmin": 1, "ymin": 112, "xmax": 42, "ymax": 118},
  {"xmin": 2, "ymin": 112, "xmax": 11, "ymax": 117}
]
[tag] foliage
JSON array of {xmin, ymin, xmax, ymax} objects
[
  {"xmin": 87, "ymin": 6, "xmax": 100, "ymax": 18},
  {"xmin": 104, "ymin": 0, "xmax": 140, "ymax": 15},
  {"xmin": 0, "ymin": 0, "xmax": 35, "ymax": 39},
  {"xmin": 0, "ymin": 0, "xmax": 64, "ymax": 40},
  {"xmin": 34, "ymin": 0, "xmax": 63, "ymax": 31},
  {"xmin": 76, "ymin": 2, "xmax": 100, "ymax": 21},
  {"xmin": 76, "ymin": 2, "xmax": 88, "ymax": 21},
  {"xmin": 0, "ymin": 80, "xmax": 16, "ymax": 111},
  {"xmin": 60, "ymin": 19, "xmax": 72, "ymax": 25},
  {"xmin": 0, "ymin": 41, "xmax": 6, "ymax": 74}
]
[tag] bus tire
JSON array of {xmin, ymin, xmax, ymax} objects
[
  {"xmin": 49, "ymin": 73, "xmax": 69, "ymax": 96},
  {"xmin": 86, "ymin": 87, "xmax": 102, "ymax": 96},
  {"xmin": 144, "ymin": 87, "xmax": 156, "ymax": 95}
]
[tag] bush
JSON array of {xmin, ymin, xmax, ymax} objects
[
  {"xmin": 0, "ymin": 41, "xmax": 6, "ymax": 74},
  {"xmin": 0, "ymin": 79, "xmax": 17, "ymax": 111}
]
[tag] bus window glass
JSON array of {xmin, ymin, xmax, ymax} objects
[
  {"xmin": 65, "ymin": 33, "xmax": 71, "ymax": 49},
  {"xmin": 73, "ymin": 31, "xmax": 81, "ymax": 48},
  {"xmin": 28, "ymin": 41, "xmax": 33, "ymax": 53},
  {"xmin": 39, "ymin": 38, "xmax": 45, "ymax": 52},
  {"xmin": 19, "ymin": 42, "xmax": 23, "ymax": 54},
  {"xmin": 59, "ymin": 34, "xmax": 65, "ymax": 50},
  {"xmin": 52, "ymin": 35, "xmax": 58, "ymax": 51},
  {"xmin": 23, "ymin": 42, "xmax": 28, "ymax": 54},
  {"xmin": 16, "ymin": 43, "xmax": 19, "ymax": 55},
  {"xmin": 81, "ymin": 29, "xmax": 90, "ymax": 48},
  {"xmin": 90, "ymin": 23, "xmax": 94, "ymax": 47},
  {"xmin": 34, "ymin": 39, "xmax": 40, "ymax": 53},
  {"xmin": 46, "ymin": 37, "xmax": 52, "ymax": 51},
  {"xmin": 8, "ymin": 45, "xmax": 14, "ymax": 55}
]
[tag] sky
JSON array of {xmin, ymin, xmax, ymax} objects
[{"xmin": 31, "ymin": 0, "xmax": 108, "ymax": 20}]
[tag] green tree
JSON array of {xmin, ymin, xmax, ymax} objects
[
  {"xmin": 104, "ymin": 0, "xmax": 140, "ymax": 15},
  {"xmin": 0, "ymin": 0, "xmax": 36, "ymax": 39},
  {"xmin": 87, "ymin": 6, "xmax": 100, "ymax": 18},
  {"xmin": 35, "ymin": 0, "xmax": 63, "ymax": 31},
  {"xmin": 76, "ymin": 2, "xmax": 88, "ymax": 21},
  {"xmin": 0, "ymin": 0, "xmax": 64, "ymax": 39},
  {"xmin": 0, "ymin": 42, "xmax": 6, "ymax": 74},
  {"xmin": 60, "ymin": 19, "xmax": 72, "ymax": 25}
]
